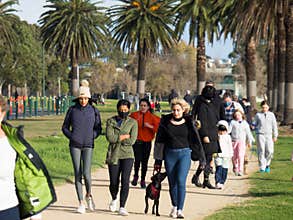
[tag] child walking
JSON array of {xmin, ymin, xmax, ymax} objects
[
  {"xmin": 214, "ymin": 120, "xmax": 233, "ymax": 189},
  {"xmin": 253, "ymin": 101, "xmax": 278, "ymax": 173},
  {"xmin": 230, "ymin": 110, "xmax": 254, "ymax": 176}
]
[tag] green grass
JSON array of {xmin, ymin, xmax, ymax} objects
[
  {"xmin": 7, "ymin": 99, "xmax": 171, "ymax": 185},
  {"xmin": 27, "ymin": 135, "xmax": 108, "ymax": 185},
  {"xmin": 206, "ymin": 136, "xmax": 293, "ymax": 220}
]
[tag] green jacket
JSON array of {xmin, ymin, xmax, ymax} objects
[
  {"xmin": 105, "ymin": 116, "xmax": 138, "ymax": 165},
  {"xmin": 2, "ymin": 122, "xmax": 56, "ymax": 219}
]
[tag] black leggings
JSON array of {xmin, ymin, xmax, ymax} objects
[
  {"xmin": 133, "ymin": 141, "xmax": 151, "ymax": 181},
  {"xmin": 108, "ymin": 158, "xmax": 134, "ymax": 207}
]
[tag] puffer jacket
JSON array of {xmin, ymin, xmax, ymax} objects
[{"xmin": 2, "ymin": 122, "xmax": 56, "ymax": 219}]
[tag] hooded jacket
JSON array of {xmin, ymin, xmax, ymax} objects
[{"xmin": 2, "ymin": 122, "xmax": 56, "ymax": 219}]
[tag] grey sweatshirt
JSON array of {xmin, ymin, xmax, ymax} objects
[{"xmin": 254, "ymin": 111, "xmax": 278, "ymax": 138}]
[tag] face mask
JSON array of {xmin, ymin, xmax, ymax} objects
[
  {"xmin": 224, "ymin": 102, "xmax": 231, "ymax": 107},
  {"xmin": 118, "ymin": 111, "xmax": 129, "ymax": 119}
]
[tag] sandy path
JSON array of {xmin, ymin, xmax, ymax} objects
[{"xmin": 42, "ymin": 156, "xmax": 258, "ymax": 220}]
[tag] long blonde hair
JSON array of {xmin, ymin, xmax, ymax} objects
[{"xmin": 170, "ymin": 98, "xmax": 190, "ymax": 114}]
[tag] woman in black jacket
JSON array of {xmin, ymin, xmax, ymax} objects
[
  {"xmin": 154, "ymin": 98, "xmax": 205, "ymax": 218},
  {"xmin": 62, "ymin": 80, "xmax": 102, "ymax": 214},
  {"xmin": 191, "ymin": 86, "xmax": 221, "ymax": 189}
]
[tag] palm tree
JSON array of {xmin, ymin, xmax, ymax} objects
[
  {"xmin": 39, "ymin": 0, "xmax": 107, "ymax": 96},
  {"xmin": 0, "ymin": 0, "xmax": 18, "ymax": 49},
  {"xmin": 108, "ymin": 0, "xmax": 176, "ymax": 97},
  {"xmin": 174, "ymin": 0, "xmax": 216, "ymax": 94},
  {"xmin": 283, "ymin": 1, "xmax": 293, "ymax": 125}
]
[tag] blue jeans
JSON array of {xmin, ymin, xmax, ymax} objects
[
  {"xmin": 215, "ymin": 166, "xmax": 228, "ymax": 184},
  {"xmin": 164, "ymin": 147, "xmax": 191, "ymax": 210}
]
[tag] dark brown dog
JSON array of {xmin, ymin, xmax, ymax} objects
[{"xmin": 144, "ymin": 171, "xmax": 167, "ymax": 216}]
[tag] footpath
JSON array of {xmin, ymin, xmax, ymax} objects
[{"xmin": 42, "ymin": 155, "xmax": 258, "ymax": 220}]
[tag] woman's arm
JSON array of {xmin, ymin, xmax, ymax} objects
[
  {"xmin": 62, "ymin": 107, "xmax": 73, "ymax": 139},
  {"xmin": 121, "ymin": 120, "xmax": 138, "ymax": 146},
  {"xmin": 105, "ymin": 118, "xmax": 120, "ymax": 144}
]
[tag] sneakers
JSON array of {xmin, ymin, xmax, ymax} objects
[
  {"xmin": 131, "ymin": 176, "xmax": 138, "ymax": 186},
  {"xmin": 238, "ymin": 172, "xmax": 243, "ymax": 176},
  {"xmin": 77, "ymin": 204, "xmax": 86, "ymax": 214},
  {"xmin": 259, "ymin": 169, "xmax": 265, "ymax": 173},
  {"xmin": 216, "ymin": 183, "xmax": 223, "ymax": 189},
  {"xmin": 177, "ymin": 209, "xmax": 185, "ymax": 219},
  {"xmin": 140, "ymin": 180, "xmax": 146, "ymax": 189},
  {"xmin": 85, "ymin": 195, "xmax": 95, "ymax": 211},
  {"xmin": 169, "ymin": 206, "xmax": 177, "ymax": 218},
  {"xmin": 265, "ymin": 166, "xmax": 270, "ymax": 173},
  {"xmin": 109, "ymin": 199, "xmax": 117, "ymax": 212},
  {"xmin": 119, "ymin": 207, "xmax": 129, "ymax": 216}
]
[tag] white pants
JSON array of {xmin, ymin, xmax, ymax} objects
[{"xmin": 256, "ymin": 134, "xmax": 274, "ymax": 170}]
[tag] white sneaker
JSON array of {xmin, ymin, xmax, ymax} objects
[
  {"xmin": 216, "ymin": 183, "xmax": 222, "ymax": 189},
  {"xmin": 119, "ymin": 207, "xmax": 129, "ymax": 216},
  {"xmin": 109, "ymin": 199, "xmax": 117, "ymax": 212},
  {"xmin": 77, "ymin": 204, "xmax": 86, "ymax": 214},
  {"xmin": 177, "ymin": 209, "xmax": 185, "ymax": 219},
  {"xmin": 169, "ymin": 206, "xmax": 177, "ymax": 218},
  {"xmin": 86, "ymin": 195, "xmax": 95, "ymax": 211}
]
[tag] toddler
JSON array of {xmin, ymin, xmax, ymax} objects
[{"xmin": 214, "ymin": 120, "xmax": 233, "ymax": 189}]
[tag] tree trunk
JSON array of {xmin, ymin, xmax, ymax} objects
[
  {"xmin": 71, "ymin": 59, "xmax": 79, "ymax": 97},
  {"xmin": 245, "ymin": 37, "xmax": 257, "ymax": 109},
  {"xmin": 272, "ymin": 29, "xmax": 279, "ymax": 111},
  {"xmin": 267, "ymin": 40, "xmax": 274, "ymax": 106},
  {"xmin": 137, "ymin": 39, "xmax": 146, "ymax": 98},
  {"xmin": 283, "ymin": 2, "xmax": 293, "ymax": 125},
  {"xmin": 197, "ymin": 31, "xmax": 206, "ymax": 94},
  {"xmin": 277, "ymin": 4, "xmax": 286, "ymax": 119}
]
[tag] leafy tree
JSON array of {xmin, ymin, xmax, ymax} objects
[
  {"xmin": 39, "ymin": 0, "xmax": 108, "ymax": 96},
  {"xmin": 108, "ymin": 0, "xmax": 177, "ymax": 97},
  {"xmin": 174, "ymin": 0, "xmax": 217, "ymax": 94},
  {"xmin": 0, "ymin": 0, "xmax": 18, "ymax": 49}
]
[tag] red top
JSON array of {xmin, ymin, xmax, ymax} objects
[{"xmin": 130, "ymin": 111, "xmax": 160, "ymax": 142}]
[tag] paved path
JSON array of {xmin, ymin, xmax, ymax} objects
[{"xmin": 42, "ymin": 156, "xmax": 258, "ymax": 220}]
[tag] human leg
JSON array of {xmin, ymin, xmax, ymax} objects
[
  {"xmin": 119, "ymin": 158, "xmax": 134, "ymax": 208},
  {"xmin": 164, "ymin": 148, "xmax": 179, "ymax": 208},
  {"xmin": 70, "ymin": 147, "xmax": 83, "ymax": 201},
  {"xmin": 132, "ymin": 143, "xmax": 142, "ymax": 185},
  {"xmin": 265, "ymin": 135, "xmax": 274, "ymax": 171},
  {"xmin": 81, "ymin": 147, "xmax": 95, "ymax": 211},
  {"xmin": 238, "ymin": 141, "xmax": 246, "ymax": 175},
  {"xmin": 176, "ymin": 149, "xmax": 191, "ymax": 210},
  {"xmin": 256, "ymin": 135, "xmax": 266, "ymax": 171}
]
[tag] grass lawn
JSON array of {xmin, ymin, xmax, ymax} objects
[
  {"xmin": 7, "ymin": 99, "xmax": 171, "ymax": 185},
  {"xmin": 206, "ymin": 136, "xmax": 293, "ymax": 220}
]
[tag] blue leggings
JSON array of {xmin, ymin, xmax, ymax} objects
[{"xmin": 164, "ymin": 147, "xmax": 191, "ymax": 210}]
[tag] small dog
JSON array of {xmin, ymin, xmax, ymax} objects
[{"xmin": 144, "ymin": 171, "xmax": 167, "ymax": 216}]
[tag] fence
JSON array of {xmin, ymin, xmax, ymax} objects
[{"xmin": 6, "ymin": 96, "xmax": 75, "ymax": 120}]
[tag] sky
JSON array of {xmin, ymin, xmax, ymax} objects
[{"xmin": 14, "ymin": 0, "xmax": 234, "ymax": 59}]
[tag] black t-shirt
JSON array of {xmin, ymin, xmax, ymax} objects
[{"xmin": 166, "ymin": 122, "xmax": 189, "ymax": 149}]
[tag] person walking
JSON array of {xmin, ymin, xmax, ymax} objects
[
  {"xmin": 253, "ymin": 100, "xmax": 278, "ymax": 173},
  {"xmin": 214, "ymin": 120, "xmax": 233, "ymax": 189},
  {"xmin": 0, "ymin": 95, "xmax": 56, "ymax": 220},
  {"xmin": 222, "ymin": 92, "xmax": 244, "ymax": 124},
  {"xmin": 105, "ymin": 99, "xmax": 138, "ymax": 216},
  {"xmin": 154, "ymin": 98, "xmax": 205, "ymax": 218},
  {"xmin": 191, "ymin": 86, "xmax": 221, "ymax": 189},
  {"xmin": 183, "ymin": 90, "xmax": 193, "ymax": 106},
  {"xmin": 130, "ymin": 98, "xmax": 160, "ymax": 188},
  {"xmin": 62, "ymin": 80, "xmax": 102, "ymax": 213},
  {"xmin": 230, "ymin": 110, "xmax": 254, "ymax": 176}
]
